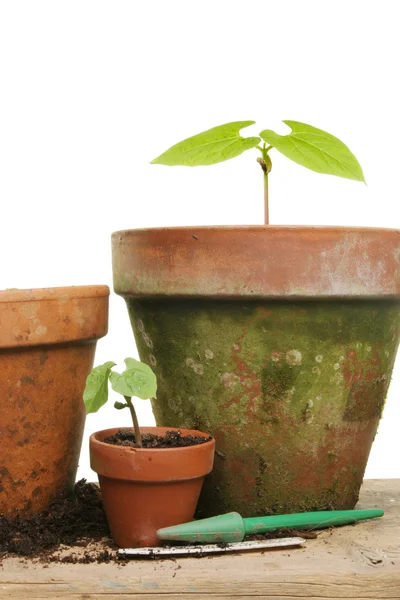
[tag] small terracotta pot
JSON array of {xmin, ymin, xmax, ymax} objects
[
  {"xmin": 89, "ymin": 427, "xmax": 215, "ymax": 548},
  {"xmin": 0, "ymin": 285, "xmax": 109, "ymax": 517}
]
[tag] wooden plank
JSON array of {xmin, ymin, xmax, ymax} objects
[
  {"xmin": 1, "ymin": 578, "xmax": 400, "ymax": 599},
  {"xmin": 7, "ymin": 595, "xmax": 400, "ymax": 600},
  {"xmin": 1, "ymin": 479, "xmax": 399, "ymax": 599}
]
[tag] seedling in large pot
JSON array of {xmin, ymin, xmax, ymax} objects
[
  {"xmin": 112, "ymin": 119, "xmax": 400, "ymax": 518},
  {"xmin": 151, "ymin": 120, "xmax": 365, "ymax": 222}
]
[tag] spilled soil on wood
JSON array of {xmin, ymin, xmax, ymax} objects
[
  {"xmin": 0, "ymin": 480, "xmax": 119, "ymax": 564},
  {"xmin": 0, "ymin": 478, "xmax": 317, "ymax": 566}
]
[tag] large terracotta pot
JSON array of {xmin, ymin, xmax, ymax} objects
[
  {"xmin": 0, "ymin": 285, "xmax": 109, "ymax": 517},
  {"xmin": 112, "ymin": 227, "xmax": 400, "ymax": 516},
  {"xmin": 90, "ymin": 427, "xmax": 215, "ymax": 547}
]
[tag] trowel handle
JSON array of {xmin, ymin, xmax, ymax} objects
[{"xmin": 243, "ymin": 509, "xmax": 384, "ymax": 535}]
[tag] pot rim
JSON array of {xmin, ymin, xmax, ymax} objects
[
  {"xmin": 112, "ymin": 226, "xmax": 400, "ymax": 299},
  {"xmin": 0, "ymin": 285, "xmax": 110, "ymax": 304},
  {"xmin": 90, "ymin": 426, "xmax": 214, "ymax": 454},
  {"xmin": 90, "ymin": 427, "xmax": 215, "ymax": 482},
  {"xmin": 112, "ymin": 224, "xmax": 400, "ymax": 236},
  {"xmin": 0, "ymin": 285, "xmax": 109, "ymax": 349}
]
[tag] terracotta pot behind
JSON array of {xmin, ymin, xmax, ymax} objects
[
  {"xmin": 112, "ymin": 226, "xmax": 400, "ymax": 516},
  {"xmin": 90, "ymin": 427, "xmax": 215, "ymax": 548},
  {"xmin": 0, "ymin": 285, "xmax": 109, "ymax": 517}
]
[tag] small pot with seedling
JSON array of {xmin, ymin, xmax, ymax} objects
[
  {"xmin": 112, "ymin": 121, "xmax": 400, "ymax": 517},
  {"xmin": 84, "ymin": 358, "xmax": 215, "ymax": 548}
]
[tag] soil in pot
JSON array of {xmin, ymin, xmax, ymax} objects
[{"xmin": 103, "ymin": 428, "xmax": 212, "ymax": 448}]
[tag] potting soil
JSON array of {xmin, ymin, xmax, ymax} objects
[
  {"xmin": 0, "ymin": 479, "xmax": 117, "ymax": 563},
  {"xmin": 103, "ymin": 428, "xmax": 212, "ymax": 448}
]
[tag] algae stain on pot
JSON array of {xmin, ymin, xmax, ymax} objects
[
  {"xmin": 342, "ymin": 347, "xmax": 391, "ymax": 422},
  {"xmin": 126, "ymin": 298, "xmax": 400, "ymax": 516}
]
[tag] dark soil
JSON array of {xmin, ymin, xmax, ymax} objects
[
  {"xmin": 103, "ymin": 428, "xmax": 212, "ymax": 448},
  {"xmin": 248, "ymin": 529, "xmax": 318, "ymax": 541},
  {"xmin": 0, "ymin": 479, "xmax": 118, "ymax": 564},
  {"xmin": 0, "ymin": 478, "xmax": 317, "ymax": 565}
]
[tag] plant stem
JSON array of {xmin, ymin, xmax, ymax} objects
[
  {"xmin": 124, "ymin": 395, "xmax": 142, "ymax": 447},
  {"xmin": 257, "ymin": 147, "xmax": 272, "ymax": 225},
  {"xmin": 263, "ymin": 168, "xmax": 269, "ymax": 225}
]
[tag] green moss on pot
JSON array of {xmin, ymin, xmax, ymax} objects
[{"xmin": 126, "ymin": 298, "xmax": 400, "ymax": 516}]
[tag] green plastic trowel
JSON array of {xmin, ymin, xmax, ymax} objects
[{"xmin": 157, "ymin": 509, "xmax": 384, "ymax": 543}]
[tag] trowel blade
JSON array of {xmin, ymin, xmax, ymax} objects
[{"xmin": 118, "ymin": 536, "xmax": 306, "ymax": 558}]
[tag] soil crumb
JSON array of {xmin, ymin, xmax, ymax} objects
[
  {"xmin": 103, "ymin": 428, "xmax": 212, "ymax": 448},
  {"xmin": 248, "ymin": 529, "xmax": 318, "ymax": 541},
  {"xmin": 0, "ymin": 480, "xmax": 118, "ymax": 563}
]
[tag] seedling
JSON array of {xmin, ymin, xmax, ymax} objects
[
  {"xmin": 83, "ymin": 358, "xmax": 157, "ymax": 448},
  {"xmin": 151, "ymin": 120, "xmax": 365, "ymax": 223}
]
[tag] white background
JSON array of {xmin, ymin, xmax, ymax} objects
[{"xmin": 0, "ymin": 1, "xmax": 399, "ymax": 481}]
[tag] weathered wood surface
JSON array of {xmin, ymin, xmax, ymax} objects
[{"xmin": 1, "ymin": 479, "xmax": 399, "ymax": 599}]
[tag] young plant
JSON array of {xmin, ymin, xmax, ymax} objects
[
  {"xmin": 83, "ymin": 358, "xmax": 157, "ymax": 448},
  {"xmin": 151, "ymin": 120, "xmax": 365, "ymax": 224}
]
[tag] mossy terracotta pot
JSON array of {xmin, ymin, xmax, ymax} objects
[
  {"xmin": 112, "ymin": 226, "xmax": 400, "ymax": 516},
  {"xmin": 90, "ymin": 427, "xmax": 215, "ymax": 547},
  {"xmin": 0, "ymin": 285, "xmax": 109, "ymax": 517}
]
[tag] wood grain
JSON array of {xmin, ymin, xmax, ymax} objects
[{"xmin": 1, "ymin": 479, "xmax": 399, "ymax": 599}]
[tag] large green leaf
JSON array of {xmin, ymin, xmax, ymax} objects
[
  {"xmin": 110, "ymin": 357, "xmax": 157, "ymax": 400},
  {"xmin": 83, "ymin": 361, "xmax": 116, "ymax": 414},
  {"xmin": 151, "ymin": 121, "xmax": 260, "ymax": 166},
  {"xmin": 260, "ymin": 121, "xmax": 365, "ymax": 182}
]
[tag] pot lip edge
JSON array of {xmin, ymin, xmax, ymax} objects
[
  {"xmin": 112, "ymin": 224, "xmax": 400, "ymax": 237},
  {"xmin": 0, "ymin": 284, "xmax": 110, "ymax": 304},
  {"xmin": 114, "ymin": 292, "xmax": 400, "ymax": 301}
]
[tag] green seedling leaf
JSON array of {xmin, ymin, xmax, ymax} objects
[
  {"xmin": 114, "ymin": 401, "xmax": 128, "ymax": 410},
  {"xmin": 110, "ymin": 358, "xmax": 157, "ymax": 400},
  {"xmin": 124, "ymin": 357, "xmax": 155, "ymax": 377},
  {"xmin": 260, "ymin": 121, "xmax": 365, "ymax": 182},
  {"xmin": 83, "ymin": 361, "xmax": 116, "ymax": 414},
  {"xmin": 151, "ymin": 121, "xmax": 260, "ymax": 166}
]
